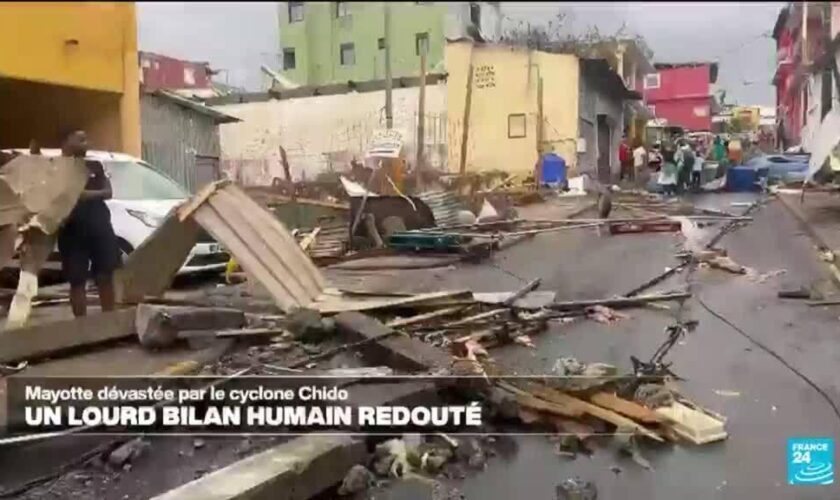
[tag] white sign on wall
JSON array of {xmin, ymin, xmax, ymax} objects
[{"xmin": 366, "ymin": 129, "xmax": 405, "ymax": 158}]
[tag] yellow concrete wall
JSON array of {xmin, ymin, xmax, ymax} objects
[
  {"xmin": 0, "ymin": 2, "xmax": 140, "ymax": 155},
  {"xmin": 446, "ymin": 42, "xmax": 579, "ymax": 176}
]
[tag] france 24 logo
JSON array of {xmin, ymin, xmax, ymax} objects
[{"xmin": 788, "ymin": 437, "xmax": 834, "ymax": 485}]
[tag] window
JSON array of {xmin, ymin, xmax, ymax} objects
[
  {"xmin": 693, "ymin": 105, "xmax": 709, "ymax": 117},
  {"xmin": 415, "ymin": 32, "xmax": 429, "ymax": 56},
  {"xmin": 104, "ymin": 161, "xmax": 188, "ymax": 200},
  {"xmin": 283, "ymin": 48, "xmax": 296, "ymax": 70},
  {"xmin": 648, "ymin": 104, "xmax": 656, "ymax": 116},
  {"xmin": 335, "ymin": 1, "xmax": 349, "ymax": 17},
  {"xmin": 377, "ymin": 38, "xmax": 385, "ymax": 50},
  {"xmin": 340, "ymin": 43, "xmax": 355, "ymax": 66},
  {"xmin": 643, "ymin": 73, "xmax": 660, "ymax": 89},
  {"xmin": 183, "ymin": 67, "xmax": 195, "ymax": 86},
  {"xmin": 469, "ymin": 3, "xmax": 481, "ymax": 26},
  {"xmin": 508, "ymin": 114, "xmax": 526, "ymax": 138},
  {"xmin": 288, "ymin": 2, "xmax": 304, "ymax": 23}
]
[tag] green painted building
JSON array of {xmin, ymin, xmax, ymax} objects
[{"xmin": 277, "ymin": 2, "xmax": 501, "ymax": 86}]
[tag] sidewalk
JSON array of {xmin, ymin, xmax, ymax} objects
[{"xmin": 777, "ymin": 190, "xmax": 840, "ymax": 253}]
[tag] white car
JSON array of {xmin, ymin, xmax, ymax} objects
[{"xmin": 2, "ymin": 148, "xmax": 229, "ymax": 275}]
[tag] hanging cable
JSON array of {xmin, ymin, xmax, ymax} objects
[{"xmin": 696, "ymin": 295, "xmax": 840, "ymax": 424}]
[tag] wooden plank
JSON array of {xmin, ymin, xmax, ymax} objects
[
  {"xmin": 214, "ymin": 188, "xmax": 322, "ymax": 297},
  {"xmin": 386, "ymin": 306, "xmax": 465, "ymax": 328},
  {"xmin": 544, "ymin": 389, "xmax": 664, "ymax": 442},
  {"xmin": 176, "ymin": 179, "xmax": 229, "ymax": 222},
  {"xmin": 209, "ymin": 191, "xmax": 315, "ymax": 302},
  {"xmin": 193, "ymin": 204, "xmax": 299, "ymax": 312},
  {"xmin": 334, "ymin": 312, "xmax": 452, "ymax": 372},
  {"xmin": 655, "ymin": 402, "xmax": 727, "ymax": 444},
  {"xmin": 299, "ymin": 227, "xmax": 321, "ymax": 251},
  {"xmin": 589, "ymin": 392, "xmax": 664, "ymax": 424},
  {"xmin": 225, "ymin": 185, "xmax": 326, "ymax": 291},
  {"xmin": 313, "ymin": 290, "xmax": 471, "ymax": 314},
  {"xmin": 115, "ymin": 213, "xmax": 200, "ymax": 304},
  {"xmin": 0, "ymin": 307, "xmax": 137, "ymax": 364},
  {"xmin": 443, "ymin": 308, "xmax": 508, "ymax": 327},
  {"xmin": 496, "ymin": 381, "xmax": 584, "ymax": 418}
]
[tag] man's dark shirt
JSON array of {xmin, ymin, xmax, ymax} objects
[{"xmin": 65, "ymin": 160, "xmax": 111, "ymax": 229}]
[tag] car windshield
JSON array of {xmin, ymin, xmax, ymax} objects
[{"xmin": 104, "ymin": 160, "xmax": 187, "ymax": 200}]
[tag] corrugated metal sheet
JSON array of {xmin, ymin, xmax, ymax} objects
[
  {"xmin": 140, "ymin": 93, "xmax": 221, "ymax": 193},
  {"xmin": 417, "ymin": 190, "xmax": 464, "ymax": 227}
]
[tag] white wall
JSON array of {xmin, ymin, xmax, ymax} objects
[{"xmin": 213, "ymin": 84, "xmax": 447, "ymax": 185}]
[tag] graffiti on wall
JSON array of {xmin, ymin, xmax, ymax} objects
[{"xmin": 475, "ymin": 64, "xmax": 496, "ymax": 89}]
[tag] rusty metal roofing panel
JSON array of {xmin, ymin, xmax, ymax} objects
[{"xmin": 417, "ymin": 190, "xmax": 464, "ymax": 227}]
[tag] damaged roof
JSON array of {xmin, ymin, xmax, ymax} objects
[
  {"xmin": 581, "ymin": 58, "xmax": 642, "ymax": 100},
  {"xmin": 148, "ymin": 89, "xmax": 241, "ymax": 124}
]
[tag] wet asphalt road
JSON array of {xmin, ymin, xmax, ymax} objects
[{"xmin": 379, "ymin": 193, "xmax": 840, "ymax": 499}]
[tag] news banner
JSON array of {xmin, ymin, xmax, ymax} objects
[{"xmin": 0, "ymin": 376, "xmax": 515, "ymax": 439}]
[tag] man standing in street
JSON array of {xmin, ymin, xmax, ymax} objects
[
  {"xmin": 619, "ymin": 136, "xmax": 632, "ymax": 181},
  {"xmin": 632, "ymin": 140, "xmax": 647, "ymax": 183},
  {"xmin": 58, "ymin": 130, "xmax": 119, "ymax": 317}
]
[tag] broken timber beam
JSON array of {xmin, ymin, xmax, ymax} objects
[
  {"xmin": 0, "ymin": 307, "xmax": 137, "ymax": 364},
  {"xmin": 151, "ymin": 435, "xmax": 366, "ymax": 500},
  {"xmin": 335, "ymin": 312, "xmax": 451, "ymax": 372},
  {"xmin": 385, "ymin": 306, "xmax": 465, "ymax": 328},
  {"xmin": 589, "ymin": 392, "xmax": 664, "ymax": 424},
  {"xmin": 547, "ymin": 292, "xmax": 691, "ymax": 312}
]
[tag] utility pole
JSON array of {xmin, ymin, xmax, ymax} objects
[
  {"xmin": 416, "ymin": 44, "xmax": 427, "ymax": 191},
  {"xmin": 384, "ymin": 2, "xmax": 393, "ymax": 129}
]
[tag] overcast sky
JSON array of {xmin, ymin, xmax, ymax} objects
[{"xmin": 137, "ymin": 2, "xmax": 782, "ymax": 105}]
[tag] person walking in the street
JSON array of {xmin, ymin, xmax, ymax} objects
[
  {"xmin": 691, "ymin": 147, "xmax": 704, "ymax": 191},
  {"xmin": 58, "ymin": 129, "xmax": 119, "ymax": 317},
  {"xmin": 619, "ymin": 136, "xmax": 632, "ymax": 181},
  {"xmin": 632, "ymin": 140, "xmax": 647, "ymax": 181},
  {"xmin": 649, "ymin": 142, "xmax": 663, "ymax": 172},
  {"xmin": 675, "ymin": 141, "xmax": 694, "ymax": 194},
  {"xmin": 712, "ymin": 136, "xmax": 726, "ymax": 163},
  {"xmin": 658, "ymin": 149, "xmax": 678, "ymax": 197}
]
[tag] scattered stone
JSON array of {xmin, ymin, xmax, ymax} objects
[
  {"xmin": 287, "ymin": 308, "xmax": 331, "ymax": 343},
  {"xmin": 122, "ymin": 463, "xmax": 132, "ymax": 472},
  {"xmin": 373, "ymin": 439, "xmax": 410, "ymax": 478},
  {"xmin": 556, "ymin": 477, "xmax": 597, "ymax": 500},
  {"xmin": 553, "ymin": 357, "xmax": 585, "ymax": 376},
  {"xmin": 107, "ymin": 438, "xmax": 148, "ymax": 467},
  {"xmin": 301, "ymin": 343, "xmax": 322, "ymax": 355},
  {"xmin": 193, "ymin": 438, "xmax": 205, "ymax": 449},
  {"xmin": 609, "ymin": 465, "xmax": 622, "ymax": 474},
  {"xmin": 337, "ymin": 464, "xmax": 375, "ymax": 496},
  {"xmin": 372, "ymin": 453, "xmax": 396, "ymax": 477},
  {"xmin": 442, "ymin": 462, "xmax": 467, "ymax": 480}
]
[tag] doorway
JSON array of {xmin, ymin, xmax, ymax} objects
[{"xmin": 597, "ymin": 114, "xmax": 611, "ymax": 184}]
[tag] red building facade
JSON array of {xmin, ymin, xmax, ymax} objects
[
  {"xmin": 643, "ymin": 62, "xmax": 719, "ymax": 131},
  {"xmin": 773, "ymin": 3, "xmax": 830, "ymax": 150},
  {"xmin": 139, "ymin": 51, "xmax": 213, "ymax": 91}
]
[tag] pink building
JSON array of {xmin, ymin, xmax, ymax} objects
[
  {"xmin": 643, "ymin": 62, "xmax": 719, "ymax": 132},
  {"xmin": 139, "ymin": 51, "xmax": 213, "ymax": 91}
]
